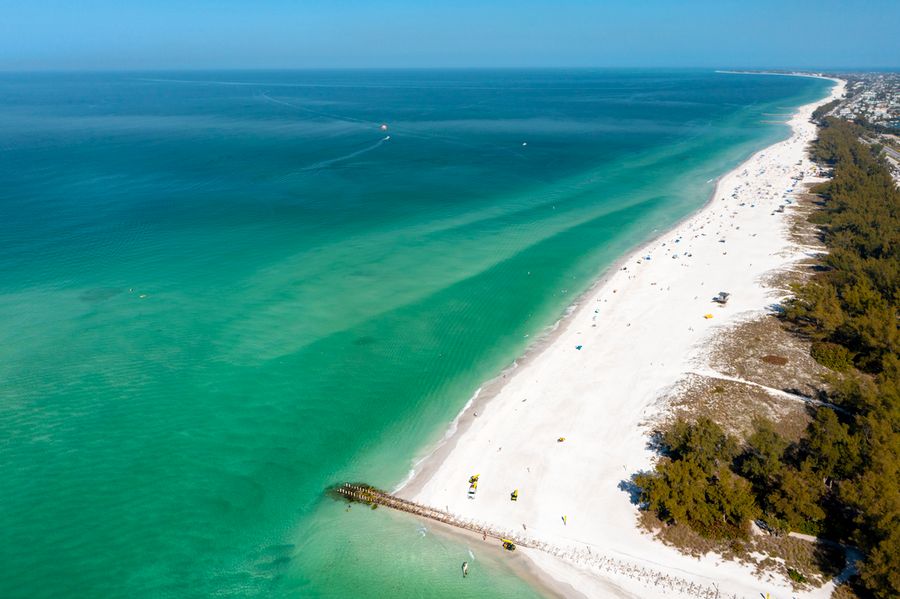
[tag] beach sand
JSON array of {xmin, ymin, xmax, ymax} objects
[{"xmin": 399, "ymin": 75, "xmax": 846, "ymax": 598}]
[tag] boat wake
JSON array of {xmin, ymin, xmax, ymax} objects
[{"xmin": 300, "ymin": 136, "xmax": 391, "ymax": 171}]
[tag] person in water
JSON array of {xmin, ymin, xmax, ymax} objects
[{"xmin": 462, "ymin": 561, "xmax": 469, "ymax": 577}]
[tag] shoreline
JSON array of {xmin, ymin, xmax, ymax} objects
[
  {"xmin": 396, "ymin": 183, "xmax": 716, "ymax": 499},
  {"xmin": 399, "ymin": 73, "xmax": 845, "ymax": 597},
  {"xmin": 396, "ymin": 73, "xmax": 840, "ymax": 499}
]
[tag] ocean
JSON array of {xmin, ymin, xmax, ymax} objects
[{"xmin": 0, "ymin": 70, "xmax": 829, "ymax": 598}]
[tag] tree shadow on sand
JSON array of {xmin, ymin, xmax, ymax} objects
[{"xmin": 618, "ymin": 472, "xmax": 649, "ymax": 506}]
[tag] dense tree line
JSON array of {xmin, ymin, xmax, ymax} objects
[
  {"xmin": 791, "ymin": 118, "xmax": 899, "ymax": 374},
  {"xmin": 636, "ymin": 118, "xmax": 899, "ymax": 597},
  {"xmin": 811, "ymin": 98, "xmax": 841, "ymax": 123}
]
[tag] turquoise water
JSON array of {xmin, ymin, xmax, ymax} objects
[{"xmin": 0, "ymin": 70, "xmax": 829, "ymax": 598}]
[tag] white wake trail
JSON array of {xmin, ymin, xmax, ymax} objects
[{"xmin": 300, "ymin": 136, "xmax": 390, "ymax": 171}]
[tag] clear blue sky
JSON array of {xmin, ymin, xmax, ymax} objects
[{"xmin": 2, "ymin": 0, "xmax": 898, "ymax": 70}]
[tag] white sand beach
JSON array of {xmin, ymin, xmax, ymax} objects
[{"xmin": 401, "ymin": 76, "xmax": 846, "ymax": 598}]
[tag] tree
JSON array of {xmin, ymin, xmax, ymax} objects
[
  {"xmin": 766, "ymin": 462, "xmax": 826, "ymax": 535},
  {"xmin": 637, "ymin": 419, "xmax": 755, "ymax": 538},
  {"xmin": 738, "ymin": 418, "xmax": 788, "ymax": 486},
  {"xmin": 637, "ymin": 457, "xmax": 710, "ymax": 527},
  {"xmin": 662, "ymin": 417, "xmax": 737, "ymax": 475},
  {"xmin": 804, "ymin": 408, "xmax": 860, "ymax": 482},
  {"xmin": 859, "ymin": 525, "xmax": 900, "ymax": 598},
  {"xmin": 708, "ymin": 467, "xmax": 757, "ymax": 529}
]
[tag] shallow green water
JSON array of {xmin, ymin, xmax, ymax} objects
[{"xmin": 0, "ymin": 70, "xmax": 829, "ymax": 598}]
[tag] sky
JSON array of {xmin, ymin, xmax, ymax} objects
[{"xmin": 1, "ymin": 0, "xmax": 898, "ymax": 70}]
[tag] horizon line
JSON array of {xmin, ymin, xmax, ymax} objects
[{"xmin": 1, "ymin": 65, "xmax": 898, "ymax": 75}]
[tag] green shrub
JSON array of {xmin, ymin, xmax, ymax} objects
[
  {"xmin": 810, "ymin": 341, "xmax": 853, "ymax": 372},
  {"xmin": 788, "ymin": 568, "xmax": 807, "ymax": 584}
]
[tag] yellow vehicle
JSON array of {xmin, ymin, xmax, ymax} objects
[
  {"xmin": 501, "ymin": 539, "xmax": 516, "ymax": 551},
  {"xmin": 469, "ymin": 474, "xmax": 480, "ymax": 484}
]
